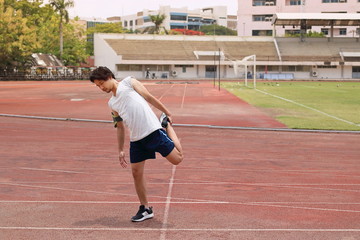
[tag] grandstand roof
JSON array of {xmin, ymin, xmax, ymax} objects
[
  {"xmin": 105, "ymin": 38, "xmax": 279, "ymax": 62},
  {"xmin": 272, "ymin": 13, "xmax": 360, "ymax": 26}
]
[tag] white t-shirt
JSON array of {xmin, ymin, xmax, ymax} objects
[{"xmin": 108, "ymin": 76, "xmax": 162, "ymax": 142}]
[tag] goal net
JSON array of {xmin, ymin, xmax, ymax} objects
[{"xmin": 231, "ymin": 55, "xmax": 257, "ymax": 88}]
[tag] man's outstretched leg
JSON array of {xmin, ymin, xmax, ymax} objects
[{"xmin": 131, "ymin": 161, "xmax": 154, "ymax": 222}]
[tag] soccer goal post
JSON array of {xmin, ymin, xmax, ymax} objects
[{"xmin": 231, "ymin": 55, "xmax": 257, "ymax": 88}]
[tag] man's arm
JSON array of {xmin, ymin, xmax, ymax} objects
[
  {"xmin": 113, "ymin": 111, "xmax": 127, "ymax": 168},
  {"xmin": 131, "ymin": 78, "xmax": 173, "ymax": 122}
]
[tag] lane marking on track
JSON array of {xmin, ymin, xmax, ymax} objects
[
  {"xmin": 0, "ymin": 182, "xmax": 224, "ymax": 203},
  {"xmin": 160, "ymin": 165, "xmax": 176, "ymax": 240},
  {"xmin": 181, "ymin": 83, "xmax": 187, "ymax": 109},
  {"xmin": 1, "ymin": 201, "xmax": 359, "ymax": 206},
  {"xmin": 158, "ymin": 84, "xmax": 174, "ymax": 101},
  {"xmin": 1, "ymin": 200, "xmax": 359, "ymax": 213},
  {"xmin": 0, "ymin": 227, "xmax": 359, "ymax": 232},
  {"xmin": 19, "ymin": 167, "xmax": 87, "ymax": 174},
  {"xmin": 0, "ymin": 201, "xmax": 228, "ymax": 204}
]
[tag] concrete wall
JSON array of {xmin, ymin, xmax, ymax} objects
[{"xmin": 94, "ymin": 34, "xmax": 122, "ymax": 74}]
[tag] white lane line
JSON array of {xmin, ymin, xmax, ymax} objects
[
  {"xmin": 0, "ymin": 200, "xmax": 359, "ymax": 206},
  {"xmin": 181, "ymin": 83, "xmax": 187, "ymax": 109},
  {"xmin": 255, "ymin": 89, "xmax": 359, "ymax": 127},
  {"xmin": 0, "ymin": 227, "xmax": 359, "ymax": 232},
  {"xmin": 158, "ymin": 84, "xmax": 174, "ymax": 101},
  {"xmin": 237, "ymin": 202, "xmax": 360, "ymax": 213},
  {"xmin": 0, "ymin": 182, "xmax": 224, "ymax": 204},
  {"xmin": 19, "ymin": 167, "xmax": 87, "ymax": 174},
  {"xmin": 0, "ymin": 201, "xmax": 228, "ymax": 204},
  {"xmin": 160, "ymin": 165, "xmax": 176, "ymax": 240},
  {"xmin": 2, "ymin": 181, "xmax": 360, "ymax": 186},
  {"xmin": 1, "ymin": 200, "xmax": 359, "ymax": 213}
]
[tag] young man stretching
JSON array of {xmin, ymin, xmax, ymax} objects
[{"xmin": 90, "ymin": 67, "xmax": 183, "ymax": 222}]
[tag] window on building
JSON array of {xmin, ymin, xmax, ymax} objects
[
  {"xmin": 289, "ymin": 0, "xmax": 302, "ymax": 5},
  {"xmin": 143, "ymin": 16, "xmax": 151, "ymax": 23},
  {"xmin": 117, "ymin": 65, "xmax": 142, "ymax": 71},
  {"xmin": 322, "ymin": 0, "xmax": 347, "ymax": 3},
  {"xmin": 353, "ymin": 67, "xmax": 360, "ymax": 78},
  {"xmin": 170, "ymin": 14, "xmax": 187, "ymax": 21},
  {"xmin": 144, "ymin": 65, "xmax": 171, "ymax": 71},
  {"xmin": 321, "ymin": 28, "xmax": 329, "ymax": 35},
  {"xmin": 257, "ymin": 66, "xmax": 279, "ymax": 71},
  {"xmin": 253, "ymin": 0, "xmax": 276, "ymax": 6},
  {"xmin": 201, "ymin": 18, "xmax": 216, "ymax": 25},
  {"xmin": 124, "ymin": 21, "xmax": 128, "ymax": 27},
  {"xmin": 339, "ymin": 28, "xmax": 347, "ymax": 35},
  {"xmin": 188, "ymin": 17, "xmax": 201, "ymax": 23},
  {"xmin": 282, "ymin": 66, "xmax": 311, "ymax": 72},
  {"xmin": 285, "ymin": 30, "xmax": 301, "ymax": 35},
  {"xmin": 252, "ymin": 15, "xmax": 273, "ymax": 21},
  {"xmin": 317, "ymin": 65, "xmax": 337, "ymax": 68},
  {"xmin": 170, "ymin": 25, "xmax": 186, "ymax": 29},
  {"xmin": 174, "ymin": 65, "xmax": 194, "ymax": 73},
  {"xmin": 252, "ymin": 30, "xmax": 273, "ymax": 36}
]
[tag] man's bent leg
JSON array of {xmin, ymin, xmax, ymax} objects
[
  {"xmin": 131, "ymin": 161, "xmax": 148, "ymax": 206},
  {"xmin": 165, "ymin": 124, "xmax": 183, "ymax": 165}
]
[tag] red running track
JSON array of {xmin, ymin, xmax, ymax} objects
[{"xmin": 0, "ymin": 81, "xmax": 359, "ymax": 240}]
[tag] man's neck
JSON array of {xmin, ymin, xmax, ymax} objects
[{"xmin": 111, "ymin": 79, "xmax": 118, "ymax": 96}]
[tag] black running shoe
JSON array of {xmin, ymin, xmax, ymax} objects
[
  {"xmin": 131, "ymin": 205, "xmax": 154, "ymax": 222},
  {"xmin": 160, "ymin": 113, "xmax": 169, "ymax": 128}
]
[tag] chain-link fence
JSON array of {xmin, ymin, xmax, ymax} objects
[{"xmin": 0, "ymin": 66, "xmax": 95, "ymax": 81}]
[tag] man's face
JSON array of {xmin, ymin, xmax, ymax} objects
[{"xmin": 93, "ymin": 79, "xmax": 112, "ymax": 93}]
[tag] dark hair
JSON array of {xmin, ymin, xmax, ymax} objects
[{"xmin": 90, "ymin": 66, "xmax": 115, "ymax": 82}]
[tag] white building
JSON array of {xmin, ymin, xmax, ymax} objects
[
  {"xmin": 120, "ymin": 5, "xmax": 237, "ymax": 33},
  {"xmin": 237, "ymin": 0, "xmax": 360, "ymax": 37},
  {"xmin": 94, "ymin": 33, "xmax": 360, "ymax": 80}
]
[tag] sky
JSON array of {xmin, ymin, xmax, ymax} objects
[{"xmin": 63, "ymin": 0, "xmax": 238, "ymax": 19}]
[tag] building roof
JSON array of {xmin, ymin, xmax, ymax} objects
[
  {"xmin": 104, "ymin": 38, "xmax": 279, "ymax": 62},
  {"xmin": 31, "ymin": 53, "xmax": 63, "ymax": 67},
  {"xmin": 96, "ymin": 34, "xmax": 360, "ymax": 65},
  {"xmin": 272, "ymin": 13, "xmax": 360, "ymax": 26}
]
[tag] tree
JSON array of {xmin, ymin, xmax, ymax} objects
[
  {"xmin": 149, "ymin": 14, "xmax": 166, "ymax": 34},
  {"xmin": 200, "ymin": 24, "xmax": 237, "ymax": 36},
  {"xmin": 49, "ymin": 0, "xmax": 74, "ymax": 60},
  {"xmin": 87, "ymin": 22, "xmax": 125, "ymax": 35},
  {"xmin": 36, "ymin": 14, "xmax": 88, "ymax": 66},
  {"xmin": 86, "ymin": 22, "xmax": 127, "ymax": 55},
  {"xmin": 0, "ymin": 0, "xmax": 39, "ymax": 70}
]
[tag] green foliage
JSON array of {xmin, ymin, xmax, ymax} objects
[
  {"xmin": 87, "ymin": 22, "xmax": 125, "ymax": 34},
  {"xmin": 149, "ymin": 14, "xmax": 166, "ymax": 34},
  {"xmin": 200, "ymin": 24, "xmax": 237, "ymax": 36},
  {"xmin": 0, "ymin": 0, "xmax": 39, "ymax": 69},
  {"xmin": 0, "ymin": 0, "xmax": 88, "ymax": 69},
  {"xmin": 49, "ymin": 0, "xmax": 74, "ymax": 23},
  {"xmin": 49, "ymin": 0, "xmax": 75, "ymax": 59},
  {"xmin": 86, "ymin": 22, "xmax": 126, "ymax": 55},
  {"xmin": 285, "ymin": 31, "xmax": 325, "ymax": 38}
]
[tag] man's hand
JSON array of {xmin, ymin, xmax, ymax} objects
[
  {"xmin": 119, "ymin": 151, "xmax": 127, "ymax": 168},
  {"xmin": 167, "ymin": 114, "xmax": 173, "ymax": 125}
]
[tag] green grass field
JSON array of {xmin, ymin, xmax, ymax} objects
[{"xmin": 222, "ymin": 81, "xmax": 360, "ymax": 131}]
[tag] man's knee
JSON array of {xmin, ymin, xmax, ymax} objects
[
  {"xmin": 131, "ymin": 163, "xmax": 144, "ymax": 178},
  {"xmin": 167, "ymin": 150, "xmax": 183, "ymax": 165}
]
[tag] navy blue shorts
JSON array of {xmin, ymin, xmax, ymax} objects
[{"xmin": 130, "ymin": 129, "xmax": 175, "ymax": 163}]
